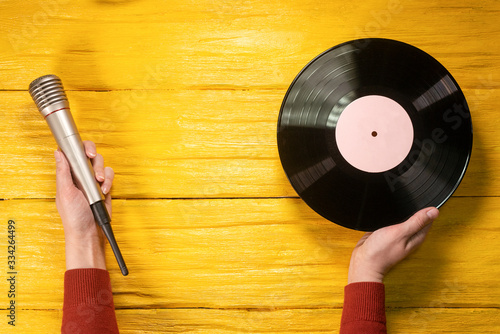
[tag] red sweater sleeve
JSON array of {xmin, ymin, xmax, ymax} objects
[
  {"xmin": 340, "ymin": 282, "xmax": 387, "ymax": 334},
  {"xmin": 62, "ymin": 268, "xmax": 119, "ymax": 334}
]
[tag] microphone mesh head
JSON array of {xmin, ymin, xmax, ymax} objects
[{"xmin": 28, "ymin": 74, "xmax": 68, "ymax": 111}]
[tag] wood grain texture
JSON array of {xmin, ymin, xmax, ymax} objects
[
  {"xmin": 0, "ymin": 0, "xmax": 498, "ymax": 332},
  {"xmin": 1, "ymin": 308, "xmax": 499, "ymax": 333},
  {"xmin": 0, "ymin": 197, "xmax": 498, "ymax": 310},
  {"xmin": 0, "ymin": 88, "xmax": 498, "ymax": 198},
  {"xmin": 0, "ymin": 1, "xmax": 499, "ymax": 90}
]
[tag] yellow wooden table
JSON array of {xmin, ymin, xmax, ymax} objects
[{"xmin": 1, "ymin": 0, "xmax": 499, "ymax": 332}]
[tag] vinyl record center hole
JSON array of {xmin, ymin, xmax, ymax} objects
[{"xmin": 371, "ymin": 131, "xmax": 378, "ymax": 137}]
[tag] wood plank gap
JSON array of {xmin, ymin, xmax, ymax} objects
[
  {"xmin": 2, "ymin": 196, "xmax": 497, "ymax": 201},
  {"xmin": 2, "ymin": 87, "xmax": 288, "ymax": 92},
  {"xmin": 17, "ymin": 306, "xmax": 498, "ymax": 311},
  {"xmin": 1, "ymin": 197, "xmax": 302, "ymax": 201}
]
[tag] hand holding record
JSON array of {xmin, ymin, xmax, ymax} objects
[
  {"xmin": 347, "ymin": 207, "xmax": 439, "ymax": 284},
  {"xmin": 339, "ymin": 207, "xmax": 439, "ymax": 333}
]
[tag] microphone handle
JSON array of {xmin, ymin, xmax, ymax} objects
[
  {"xmin": 46, "ymin": 109, "xmax": 129, "ymax": 276},
  {"xmin": 91, "ymin": 201, "xmax": 129, "ymax": 276}
]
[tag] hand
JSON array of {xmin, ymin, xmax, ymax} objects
[
  {"xmin": 54, "ymin": 141, "xmax": 114, "ymax": 270},
  {"xmin": 347, "ymin": 207, "xmax": 439, "ymax": 284}
]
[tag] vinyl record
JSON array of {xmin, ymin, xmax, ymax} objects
[{"xmin": 277, "ymin": 38, "xmax": 472, "ymax": 231}]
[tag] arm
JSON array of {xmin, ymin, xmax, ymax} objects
[
  {"xmin": 55, "ymin": 141, "xmax": 120, "ymax": 334},
  {"xmin": 340, "ymin": 207, "xmax": 439, "ymax": 333}
]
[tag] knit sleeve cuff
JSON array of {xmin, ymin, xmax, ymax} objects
[
  {"xmin": 63, "ymin": 268, "xmax": 114, "ymax": 309},
  {"xmin": 341, "ymin": 282, "xmax": 386, "ymax": 325},
  {"xmin": 62, "ymin": 268, "xmax": 119, "ymax": 334}
]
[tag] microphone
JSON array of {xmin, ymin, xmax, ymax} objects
[{"xmin": 29, "ymin": 74, "xmax": 128, "ymax": 276}]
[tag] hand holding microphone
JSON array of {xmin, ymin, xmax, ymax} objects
[{"xmin": 29, "ymin": 75, "xmax": 128, "ymax": 276}]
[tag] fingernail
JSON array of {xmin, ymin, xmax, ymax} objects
[
  {"xmin": 102, "ymin": 186, "xmax": 108, "ymax": 194},
  {"xmin": 54, "ymin": 151, "xmax": 61, "ymax": 162},
  {"xmin": 426, "ymin": 208, "xmax": 439, "ymax": 220}
]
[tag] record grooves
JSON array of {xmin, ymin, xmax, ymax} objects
[{"xmin": 277, "ymin": 38, "xmax": 472, "ymax": 231}]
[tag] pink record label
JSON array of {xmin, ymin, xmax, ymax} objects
[{"xmin": 335, "ymin": 95, "xmax": 414, "ymax": 173}]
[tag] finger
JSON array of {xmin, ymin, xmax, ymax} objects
[
  {"xmin": 104, "ymin": 192, "xmax": 112, "ymax": 218},
  {"xmin": 54, "ymin": 150, "xmax": 74, "ymax": 193},
  {"xmin": 355, "ymin": 232, "xmax": 372, "ymax": 248},
  {"xmin": 102, "ymin": 168, "xmax": 114, "ymax": 217},
  {"xmin": 92, "ymin": 153, "xmax": 105, "ymax": 182},
  {"xmin": 101, "ymin": 166, "xmax": 114, "ymax": 195},
  {"xmin": 83, "ymin": 140, "xmax": 97, "ymax": 159},
  {"xmin": 405, "ymin": 222, "xmax": 433, "ymax": 251},
  {"xmin": 425, "ymin": 207, "xmax": 439, "ymax": 220},
  {"xmin": 402, "ymin": 207, "xmax": 439, "ymax": 238}
]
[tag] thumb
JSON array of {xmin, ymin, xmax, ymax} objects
[
  {"xmin": 402, "ymin": 207, "xmax": 439, "ymax": 237},
  {"xmin": 402, "ymin": 207, "xmax": 439, "ymax": 251},
  {"xmin": 54, "ymin": 150, "xmax": 75, "ymax": 194}
]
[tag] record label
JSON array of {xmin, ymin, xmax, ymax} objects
[
  {"xmin": 277, "ymin": 38, "xmax": 472, "ymax": 231},
  {"xmin": 336, "ymin": 95, "xmax": 414, "ymax": 173}
]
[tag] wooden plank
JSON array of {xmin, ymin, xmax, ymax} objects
[
  {"xmin": 1, "ymin": 308, "xmax": 499, "ymax": 333},
  {"xmin": 0, "ymin": 1, "xmax": 498, "ymax": 90},
  {"xmin": 1, "ymin": 88, "xmax": 497, "ymax": 199},
  {"xmin": 0, "ymin": 197, "xmax": 498, "ymax": 310}
]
